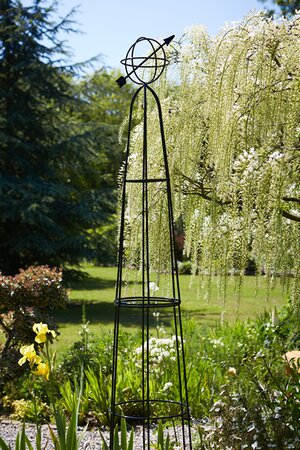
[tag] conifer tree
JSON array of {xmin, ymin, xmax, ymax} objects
[{"xmin": 0, "ymin": 0, "xmax": 112, "ymax": 274}]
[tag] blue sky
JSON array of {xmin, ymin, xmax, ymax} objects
[{"xmin": 28, "ymin": 0, "xmax": 275, "ymax": 69}]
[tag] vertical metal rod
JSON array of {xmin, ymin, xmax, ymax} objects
[
  {"xmin": 110, "ymin": 87, "xmax": 142, "ymax": 450},
  {"xmin": 143, "ymin": 84, "xmax": 151, "ymax": 449},
  {"xmin": 178, "ymin": 304, "xmax": 193, "ymax": 446},
  {"xmin": 115, "ymin": 86, "xmax": 142, "ymax": 298},
  {"xmin": 109, "ymin": 305, "xmax": 119, "ymax": 446},
  {"xmin": 148, "ymin": 85, "xmax": 192, "ymax": 448},
  {"xmin": 141, "ymin": 83, "xmax": 148, "ymax": 449},
  {"xmin": 141, "ymin": 88, "xmax": 146, "ymax": 448}
]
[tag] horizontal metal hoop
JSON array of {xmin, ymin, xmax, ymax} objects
[
  {"xmin": 114, "ymin": 296, "xmax": 181, "ymax": 308},
  {"xmin": 121, "ymin": 56, "xmax": 170, "ymax": 69},
  {"xmin": 110, "ymin": 399, "xmax": 189, "ymax": 421}
]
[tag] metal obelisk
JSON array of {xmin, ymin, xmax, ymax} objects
[{"xmin": 110, "ymin": 35, "xmax": 192, "ymax": 449}]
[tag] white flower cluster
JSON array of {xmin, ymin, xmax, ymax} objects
[
  {"xmin": 180, "ymin": 24, "xmax": 209, "ymax": 64},
  {"xmin": 208, "ymin": 337, "xmax": 225, "ymax": 349},
  {"xmin": 233, "ymin": 147, "xmax": 258, "ymax": 171},
  {"xmin": 233, "ymin": 147, "xmax": 260, "ymax": 186},
  {"xmin": 184, "ymin": 24, "xmax": 208, "ymax": 46},
  {"xmin": 135, "ymin": 336, "xmax": 181, "ymax": 369},
  {"xmin": 268, "ymin": 150, "xmax": 283, "ymax": 165}
]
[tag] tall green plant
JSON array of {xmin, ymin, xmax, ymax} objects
[
  {"xmin": 100, "ymin": 418, "xmax": 134, "ymax": 450},
  {"xmin": 48, "ymin": 408, "xmax": 86, "ymax": 450}
]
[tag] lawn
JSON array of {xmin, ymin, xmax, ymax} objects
[{"xmin": 52, "ymin": 265, "xmax": 288, "ymax": 354}]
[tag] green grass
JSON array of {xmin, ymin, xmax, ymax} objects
[{"xmin": 52, "ymin": 265, "xmax": 288, "ymax": 355}]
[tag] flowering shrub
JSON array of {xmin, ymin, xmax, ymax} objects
[
  {"xmin": 198, "ymin": 352, "xmax": 300, "ymax": 449},
  {"xmin": 8, "ymin": 397, "xmax": 51, "ymax": 422},
  {"xmin": 0, "ymin": 265, "xmax": 68, "ymax": 311},
  {"xmin": 124, "ymin": 11, "xmax": 300, "ymax": 309},
  {"xmin": 0, "ymin": 321, "xmax": 58, "ymax": 422},
  {"xmin": 0, "ymin": 265, "xmax": 68, "ymax": 387},
  {"xmin": 134, "ymin": 336, "xmax": 179, "ymax": 369}
]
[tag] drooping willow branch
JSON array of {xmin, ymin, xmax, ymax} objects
[
  {"xmin": 179, "ymin": 170, "xmax": 300, "ymax": 222},
  {"xmin": 124, "ymin": 12, "xmax": 300, "ymax": 307}
]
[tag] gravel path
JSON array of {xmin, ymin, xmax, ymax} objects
[
  {"xmin": 0, "ymin": 419, "xmax": 195, "ymax": 449},
  {"xmin": 0, "ymin": 419, "xmax": 108, "ymax": 449}
]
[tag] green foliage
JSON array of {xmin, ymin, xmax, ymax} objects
[
  {"xmin": 259, "ymin": 0, "xmax": 300, "ymax": 17},
  {"xmin": 8, "ymin": 397, "xmax": 51, "ymax": 423},
  {"xmin": 57, "ymin": 304, "xmax": 300, "ymax": 430},
  {"xmin": 198, "ymin": 353, "xmax": 300, "ymax": 449},
  {"xmin": 58, "ymin": 376, "xmax": 90, "ymax": 426},
  {"xmin": 177, "ymin": 260, "xmax": 192, "ymax": 274},
  {"xmin": 49, "ymin": 407, "xmax": 87, "ymax": 450},
  {"xmin": 125, "ymin": 12, "xmax": 300, "ymax": 309},
  {"xmin": 100, "ymin": 418, "xmax": 134, "ymax": 450},
  {"xmin": 92, "ymin": 222, "xmax": 118, "ymax": 266},
  {"xmin": 0, "ymin": 435, "xmax": 10, "ymax": 450},
  {"xmin": 57, "ymin": 325, "xmax": 113, "ymax": 380},
  {"xmin": 0, "ymin": 0, "xmax": 119, "ymax": 274},
  {"xmin": 193, "ymin": 305, "xmax": 300, "ymax": 448},
  {"xmin": 101, "ymin": 420, "xmax": 174, "ymax": 450},
  {"xmin": 84, "ymin": 367, "xmax": 111, "ymax": 426},
  {"xmin": 155, "ymin": 421, "xmax": 171, "ymax": 449},
  {"xmin": 2, "ymin": 371, "xmax": 51, "ymax": 422},
  {"xmin": 1, "ymin": 302, "xmax": 300, "ymax": 449},
  {"xmin": 73, "ymin": 69, "xmax": 134, "ymax": 265},
  {"xmin": 0, "ymin": 407, "xmax": 86, "ymax": 450},
  {"xmin": 0, "ymin": 313, "xmax": 87, "ymax": 450},
  {"xmin": 0, "ymin": 411, "xmax": 86, "ymax": 450},
  {"xmin": 0, "ymin": 265, "xmax": 68, "ymax": 388}
]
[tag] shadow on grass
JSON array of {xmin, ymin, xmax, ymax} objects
[
  {"xmin": 54, "ymin": 302, "xmax": 220, "ymax": 329},
  {"xmin": 68, "ymin": 276, "xmax": 143, "ymax": 292},
  {"xmin": 54, "ymin": 302, "xmax": 172, "ymax": 328},
  {"xmin": 68, "ymin": 276, "xmax": 116, "ymax": 291}
]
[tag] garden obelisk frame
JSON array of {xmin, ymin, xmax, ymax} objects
[{"xmin": 110, "ymin": 35, "xmax": 192, "ymax": 449}]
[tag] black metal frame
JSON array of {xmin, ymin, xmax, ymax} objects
[{"xmin": 110, "ymin": 36, "xmax": 192, "ymax": 449}]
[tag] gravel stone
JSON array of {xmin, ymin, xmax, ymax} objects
[{"xmin": 0, "ymin": 419, "xmax": 195, "ymax": 449}]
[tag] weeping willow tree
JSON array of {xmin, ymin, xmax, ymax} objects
[{"xmin": 121, "ymin": 12, "xmax": 300, "ymax": 310}]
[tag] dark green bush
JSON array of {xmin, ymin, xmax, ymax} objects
[{"xmin": 178, "ymin": 260, "xmax": 192, "ymax": 274}]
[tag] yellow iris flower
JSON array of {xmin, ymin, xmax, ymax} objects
[
  {"xmin": 32, "ymin": 322, "xmax": 56, "ymax": 344},
  {"xmin": 32, "ymin": 362, "xmax": 50, "ymax": 381},
  {"xmin": 18, "ymin": 344, "xmax": 41, "ymax": 367}
]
